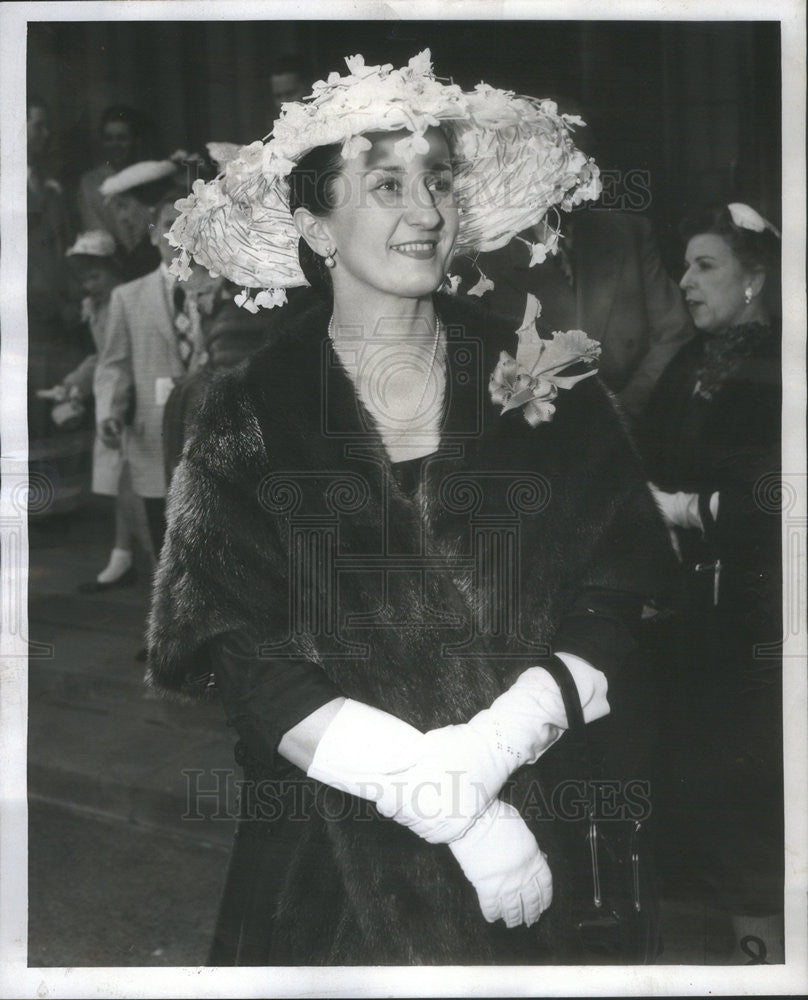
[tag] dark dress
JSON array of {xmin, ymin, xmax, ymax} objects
[
  {"xmin": 148, "ymin": 294, "xmax": 674, "ymax": 964},
  {"xmin": 639, "ymin": 322, "xmax": 783, "ymax": 918}
]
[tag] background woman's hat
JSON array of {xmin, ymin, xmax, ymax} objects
[
  {"xmin": 98, "ymin": 151, "xmax": 208, "ymax": 208},
  {"xmin": 66, "ymin": 229, "xmax": 117, "ymax": 259},
  {"xmin": 99, "ymin": 158, "xmax": 181, "ymax": 199},
  {"xmin": 727, "ymin": 202, "xmax": 781, "ymax": 239}
]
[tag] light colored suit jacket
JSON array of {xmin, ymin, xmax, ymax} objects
[
  {"xmin": 94, "ymin": 267, "xmax": 204, "ymax": 498},
  {"xmin": 458, "ymin": 210, "xmax": 695, "ymax": 420}
]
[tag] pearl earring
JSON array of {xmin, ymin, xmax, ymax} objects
[
  {"xmin": 324, "ymin": 248, "xmax": 336, "ymax": 269},
  {"xmin": 744, "ymin": 286, "xmax": 753, "ymax": 304}
]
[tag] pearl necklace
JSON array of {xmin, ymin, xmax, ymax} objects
[{"xmin": 328, "ymin": 314, "xmax": 443, "ymax": 430}]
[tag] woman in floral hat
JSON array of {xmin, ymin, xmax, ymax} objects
[{"xmin": 147, "ymin": 51, "xmax": 673, "ymax": 965}]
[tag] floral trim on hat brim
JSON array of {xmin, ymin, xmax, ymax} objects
[{"xmin": 168, "ymin": 49, "xmax": 601, "ymax": 308}]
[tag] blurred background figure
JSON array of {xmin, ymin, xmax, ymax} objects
[
  {"xmin": 91, "ymin": 144, "xmax": 204, "ymax": 283},
  {"xmin": 453, "ymin": 98, "xmax": 694, "ymax": 424},
  {"xmin": 162, "ymin": 276, "xmax": 270, "ymax": 486},
  {"xmin": 640, "ymin": 203, "xmax": 783, "ymax": 964},
  {"xmin": 28, "ymin": 94, "xmax": 91, "ymax": 519},
  {"xmin": 94, "ymin": 177, "xmax": 208, "ymax": 572},
  {"xmin": 266, "ymin": 54, "xmax": 309, "ymax": 131},
  {"xmin": 76, "ymin": 105, "xmax": 153, "ymax": 272},
  {"xmin": 38, "ymin": 231, "xmax": 153, "ymax": 590}
]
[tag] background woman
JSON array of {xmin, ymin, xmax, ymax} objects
[
  {"xmin": 147, "ymin": 51, "xmax": 672, "ymax": 965},
  {"xmin": 77, "ymin": 106, "xmax": 145, "ymax": 246},
  {"xmin": 641, "ymin": 203, "xmax": 783, "ymax": 963},
  {"xmin": 37, "ymin": 230, "xmax": 152, "ymax": 590}
]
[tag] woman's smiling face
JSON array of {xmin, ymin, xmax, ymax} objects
[{"xmin": 321, "ymin": 127, "xmax": 458, "ymax": 303}]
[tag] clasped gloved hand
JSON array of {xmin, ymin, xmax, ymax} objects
[
  {"xmin": 375, "ymin": 654, "xmax": 609, "ymax": 843},
  {"xmin": 449, "ymin": 797, "xmax": 553, "ymax": 928},
  {"xmin": 306, "ymin": 698, "xmax": 554, "ymax": 929}
]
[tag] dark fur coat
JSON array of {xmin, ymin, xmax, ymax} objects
[{"xmin": 147, "ymin": 294, "xmax": 672, "ymax": 964}]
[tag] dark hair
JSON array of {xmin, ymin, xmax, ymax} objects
[
  {"xmin": 680, "ymin": 204, "xmax": 782, "ymax": 316},
  {"xmin": 287, "ymin": 143, "xmax": 343, "ymax": 300},
  {"xmin": 679, "ymin": 204, "xmax": 781, "ymax": 275},
  {"xmin": 99, "ymin": 104, "xmax": 142, "ymax": 139}
]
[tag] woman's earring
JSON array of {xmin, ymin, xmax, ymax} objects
[
  {"xmin": 744, "ymin": 286, "xmax": 754, "ymax": 304},
  {"xmin": 324, "ymin": 248, "xmax": 336, "ymax": 269}
]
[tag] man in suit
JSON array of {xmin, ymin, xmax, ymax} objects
[
  {"xmin": 94, "ymin": 195, "xmax": 206, "ymax": 557},
  {"xmin": 456, "ymin": 207, "xmax": 694, "ymax": 423}
]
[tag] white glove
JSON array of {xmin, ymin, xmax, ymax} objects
[
  {"xmin": 449, "ymin": 798, "xmax": 553, "ymax": 928},
  {"xmin": 648, "ymin": 482, "xmax": 719, "ymax": 531},
  {"xmin": 376, "ymin": 653, "xmax": 609, "ymax": 843},
  {"xmin": 36, "ymin": 384, "xmax": 68, "ymax": 401},
  {"xmin": 306, "ymin": 698, "xmax": 422, "ymax": 802}
]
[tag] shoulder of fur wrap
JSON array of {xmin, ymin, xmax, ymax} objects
[
  {"xmin": 145, "ymin": 295, "xmax": 354, "ymax": 698},
  {"xmin": 145, "ymin": 360, "xmax": 273, "ymax": 698}
]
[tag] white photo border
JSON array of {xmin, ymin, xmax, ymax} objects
[{"xmin": 1, "ymin": 1, "xmax": 805, "ymax": 997}]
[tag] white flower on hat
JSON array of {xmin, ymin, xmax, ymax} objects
[
  {"xmin": 341, "ymin": 135, "xmax": 373, "ymax": 160},
  {"xmin": 467, "ymin": 273, "xmax": 495, "ymax": 297},
  {"xmin": 207, "ymin": 142, "xmax": 241, "ymax": 172},
  {"xmin": 169, "ymin": 248, "xmax": 193, "ymax": 281},
  {"xmin": 234, "ymin": 290, "xmax": 260, "ymax": 313},
  {"xmin": 394, "ymin": 131, "xmax": 431, "ymax": 162},
  {"xmin": 254, "ymin": 288, "xmax": 288, "ymax": 309},
  {"xmin": 344, "ymin": 54, "xmax": 390, "ymax": 79}
]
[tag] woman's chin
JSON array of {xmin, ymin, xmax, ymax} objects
[{"xmin": 377, "ymin": 278, "xmax": 445, "ymax": 300}]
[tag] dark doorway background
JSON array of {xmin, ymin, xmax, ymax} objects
[{"xmin": 28, "ymin": 18, "xmax": 781, "ymax": 273}]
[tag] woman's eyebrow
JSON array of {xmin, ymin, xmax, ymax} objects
[
  {"xmin": 362, "ymin": 163, "xmax": 405, "ymax": 174},
  {"xmin": 362, "ymin": 160, "xmax": 454, "ymax": 174}
]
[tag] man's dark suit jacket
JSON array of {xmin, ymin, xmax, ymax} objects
[{"xmin": 455, "ymin": 210, "xmax": 694, "ymax": 421}]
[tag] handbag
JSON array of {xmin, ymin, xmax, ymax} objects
[{"xmin": 541, "ymin": 655, "xmax": 662, "ymax": 964}]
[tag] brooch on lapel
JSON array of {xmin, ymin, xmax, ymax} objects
[{"xmin": 489, "ymin": 296, "xmax": 601, "ymax": 427}]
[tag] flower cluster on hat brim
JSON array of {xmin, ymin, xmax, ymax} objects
[{"xmin": 167, "ymin": 49, "xmax": 601, "ymax": 309}]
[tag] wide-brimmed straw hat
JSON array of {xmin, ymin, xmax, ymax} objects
[{"xmin": 167, "ymin": 49, "xmax": 602, "ymax": 310}]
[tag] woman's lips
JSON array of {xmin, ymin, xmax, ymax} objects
[{"xmin": 391, "ymin": 241, "xmax": 437, "ymax": 260}]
